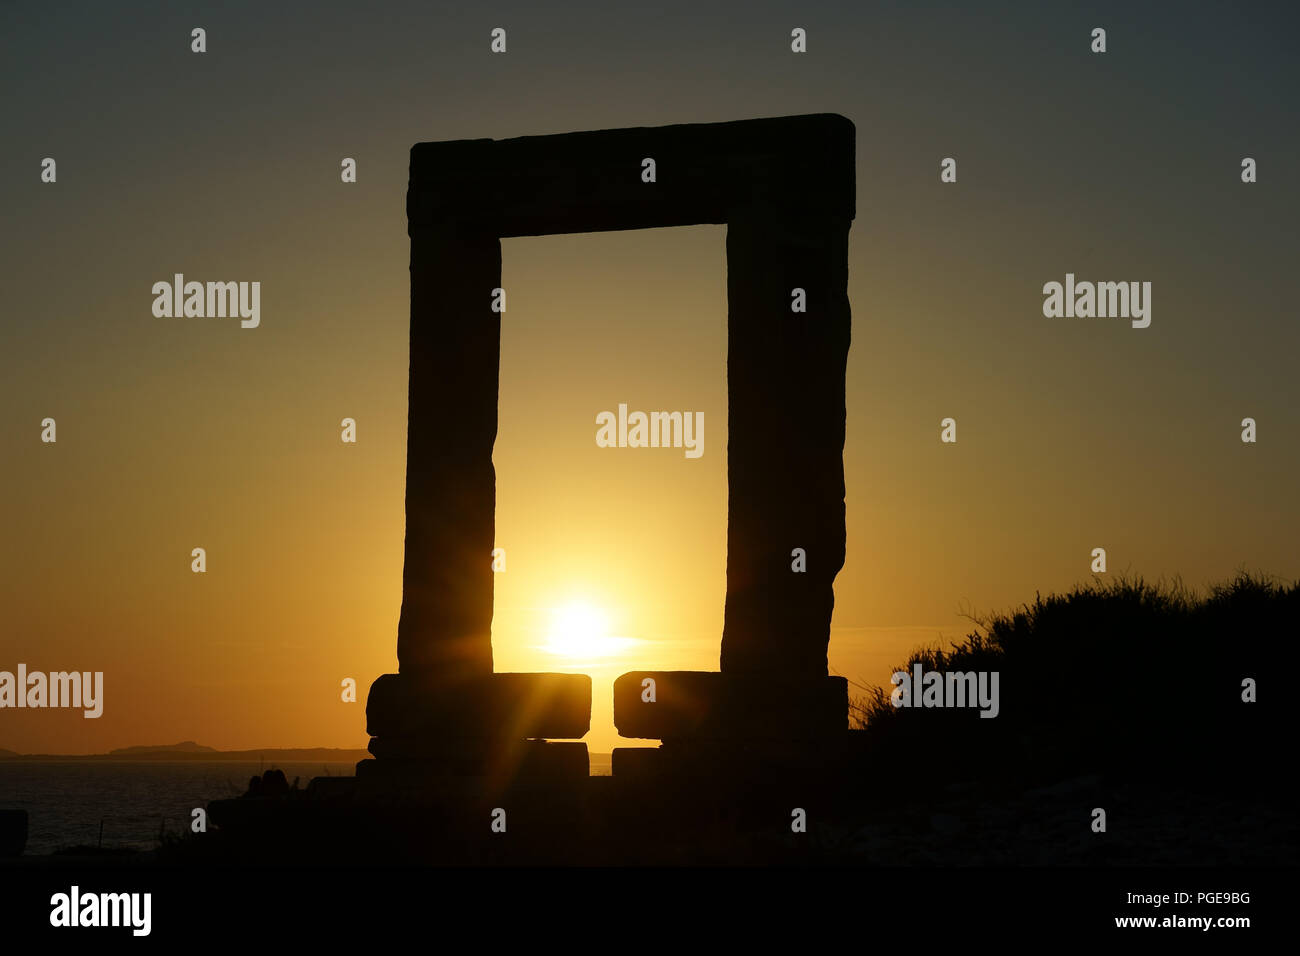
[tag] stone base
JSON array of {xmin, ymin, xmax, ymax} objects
[
  {"xmin": 356, "ymin": 740, "xmax": 589, "ymax": 786},
  {"xmin": 613, "ymin": 671, "xmax": 847, "ymax": 740},
  {"xmin": 366, "ymin": 671, "xmax": 591, "ymax": 739},
  {"xmin": 612, "ymin": 734, "xmax": 867, "ymax": 781}
]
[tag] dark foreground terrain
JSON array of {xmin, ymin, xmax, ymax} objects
[{"xmin": 4, "ymin": 575, "xmax": 1293, "ymax": 868}]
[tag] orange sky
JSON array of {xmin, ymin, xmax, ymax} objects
[
  {"xmin": 2, "ymin": 3, "xmax": 1297, "ymax": 756},
  {"xmin": 3, "ymin": 222, "xmax": 1296, "ymax": 754}
]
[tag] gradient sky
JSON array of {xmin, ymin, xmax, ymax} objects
[{"xmin": 2, "ymin": 1, "xmax": 1297, "ymax": 755}]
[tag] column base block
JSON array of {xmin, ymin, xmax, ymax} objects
[
  {"xmin": 613, "ymin": 671, "xmax": 847, "ymax": 740},
  {"xmin": 366, "ymin": 671, "xmax": 591, "ymax": 739}
]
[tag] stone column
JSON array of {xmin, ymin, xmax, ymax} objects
[
  {"xmin": 720, "ymin": 213, "xmax": 852, "ymax": 679},
  {"xmin": 396, "ymin": 230, "xmax": 501, "ymax": 682}
]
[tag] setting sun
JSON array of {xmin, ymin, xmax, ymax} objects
[{"xmin": 541, "ymin": 602, "xmax": 637, "ymax": 659}]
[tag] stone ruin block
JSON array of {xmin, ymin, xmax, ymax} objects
[
  {"xmin": 357, "ymin": 739, "xmax": 589, "ymax": 784},
  {"xmin": 612, "ymin": 670, "xmax": 847, "ymax": 740},
  {"xmin": 366, "ymin": 672, "xmax": 591, "ymax": 741},
  {"xmin": 610, "ymin": 734, "xmax": 866, "ymax": 783}
]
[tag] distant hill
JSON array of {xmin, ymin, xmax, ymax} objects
[
  {"xmin": 109, "ymin": 741, "xmax": 217, "ymax": 756},
  {"xmin": 0, "ymin": 744, "xmax": 370, "ymax": 762},
  {"xmin": 111, "ymin": 747, "xmax": 371, "ymax": 762}
]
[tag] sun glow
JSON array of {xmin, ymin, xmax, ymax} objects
[{"xmin": 542, "ymin": 601, "xmax": 637, "ymax": 659}]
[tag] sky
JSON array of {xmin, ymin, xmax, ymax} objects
[{"xmin": 2, "ymin": 1, "xmax": 1297, "ymax": 755}]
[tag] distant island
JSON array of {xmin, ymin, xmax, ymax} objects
[
  {"xmin": 110, "ymin": 741, "xmax": 216, "ymax": 755},
  {"xmin": 0, "ymin": 741, "xmax": 371, "ymax": 762}
]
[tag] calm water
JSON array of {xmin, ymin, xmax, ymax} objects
[
  {"xmin": 2, "ymin": 757, "xmax": 614, "ymax": 854},
  {"xmin": 0, "ymin": 761, "xmax": 358, "ymax": 854}
]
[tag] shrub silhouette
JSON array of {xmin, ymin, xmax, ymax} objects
[{"xmin": 850, "ymin": 573, "xmax": 1297, "ymax": 789}]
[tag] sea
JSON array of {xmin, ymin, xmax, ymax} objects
[
  {"xmin": 1, "ymin": 755, "xmax": 615, "ymax": 855},
  {"xmin": 0, "ymin": 761, "xmax": 358, "ymax": 855}
]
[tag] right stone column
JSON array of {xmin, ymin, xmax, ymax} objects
[{"xmin": 720, "ymin": 213, "xmax": 852, "ymax": 679}]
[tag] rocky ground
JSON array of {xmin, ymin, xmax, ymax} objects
[{"xmin": 800, "ymin": 775, "xmax": 1293, "ymax": 866}]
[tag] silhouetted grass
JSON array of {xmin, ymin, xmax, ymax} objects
[{"xmin": 849, "ymin": 573, "xmax": 1298, "ymax": 789}]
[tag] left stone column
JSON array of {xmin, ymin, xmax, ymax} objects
[
  {"xmin": 396, "ymin": 229, "xmax": 501, "ymax": 681},
  {"xmin": 363, "ymin": 171, "xmax": 590, "ymax": 784}
]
